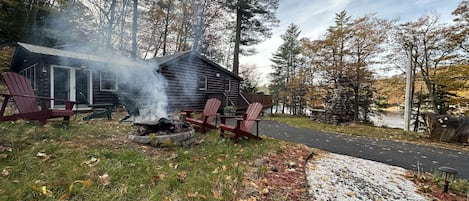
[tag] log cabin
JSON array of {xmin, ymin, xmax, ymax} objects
[{"xmin": 8, "ymin": 42, "xmax": 241, "ymax": 113}]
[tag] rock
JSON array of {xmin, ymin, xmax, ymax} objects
[{"xmin": 423, "ymin": 113, "xmax": 469, "ymax": 143}]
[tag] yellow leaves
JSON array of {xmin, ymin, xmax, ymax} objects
[
  {"xmin": 69, "ymin": 179, "xmax": 93, "ymax": 192},
  {"xmin": 60, "ymin": 179, "xmax": 94, "ymax": 199},
  {"xmin": 98, "ymin": 173, "xmax": 111, "ymax": 186},
  {"xmin": 80, "ymin": 157, "xmax": 100, "ymax": 167},
  {"xmin": 187, "ymin": 192, "xmax": 207, "ymax": 199},
  {"xmin": 31, "ymin": 184, "xmax": 53, "ymax": 197},
  {"xmin": 2, "ymin": 166, "xmax": 12, "ymax": 176},
  {"xmin": 224, "ymin": 175, "xmax": 232, "ymax": 181},
  {"xmin": 178, "ymin": 171, "xmax": 187, "ymax": 178},
  {"xmin": 211, "ymin": 167, "xmax": 219, "ymax": 174},
  {"xmin": 36, "ymin": 152, "xmax": 50, "ymax": 161},
  {"xmin": 260, "ymin": 187, "xmax": 269, "ymax": 195},
  {"xmin": 212, "ymin": 165, "xmax": 228, "ymax": 175},
  {"xmin": 238, "ymin": 197, "xmax": 257, "ymax": 201},
  {"xmin": 187, "ymin": 192, "xmax": 197, "ymax": 198},
  {"xmin": 150, "ymin": 173, "xmax": 166, "ymax": 186},
  {"xmin": 168, "ymin": 162, "xmax": 179, "ymax": 169},
  {"xmin": 178, "ymin": 171, "xmax": 187, "ymax": 183},
  {"xmin": 248, "ymin": 197, "xmax": 257, "ymax": 201},
  {"xmin": 212, "ymin": 190, "xmax": 222, "ymax": 200}
]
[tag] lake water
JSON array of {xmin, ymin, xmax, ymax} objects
[
  {"xmin": 270, "ymin": 106, "xmax": 406, "ymax": 130},
  {"xmin": 369, "ymin": 111, "xmax": 405, "ymax": 129}
]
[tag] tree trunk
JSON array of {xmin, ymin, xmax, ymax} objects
[
  {"xmin": 232, "ymin": 1, "xmax": 241, "ymax": 75},
  {"xmin": 131, "ymin": 0, "xmax": 138, "ymax": 60},
  {"xmin": 119, "ymin": 0, "xmax": 128, "ymax": 51},
  {"xmin": 162, "ymin": 0, "xmax": 172, "ymax": 56},
  {"xmin": 106, "ymin": 0, "xmax": 117, "ymax": 48},
  {"xmin": 193, "ymin": 0, "xmax": 207, "ymax": 51},
  {"xmin": 353, "ymin": 86, "xmax": 359, "ymax": 121}
]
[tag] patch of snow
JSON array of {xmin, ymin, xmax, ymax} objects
[{"xmin": 306, "ymin": 153, "xmax": 428, "ymax": 201}]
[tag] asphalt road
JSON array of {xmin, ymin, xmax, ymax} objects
[{"xmin": 251, "ymin": 120, "xmax": 469, "ymax": 179}]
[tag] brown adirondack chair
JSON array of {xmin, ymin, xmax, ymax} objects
[
  {"xmin": 219, "ymin": 102, "xmax": 263, "ymax": 142},
  {"xmin": 184, "ymin": 98, "xmax": 221, "ymax": 133},
  {"xmin": 0, "ymin": 72, "xmax": 75, "ymax": 125}
]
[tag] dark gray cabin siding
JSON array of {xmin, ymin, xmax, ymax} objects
[
  {"xmin": 91, "ymin": 71, "xmax": 119, "ymax": 105},
  {"xmin": 11, "ymin": 57, "xmax": 119, "ymax": 105},
  {"xmin": 160, "ymin": 54, "xmax": 240, "ymax": 112},
  {"xmin": 10, "ymin": 44, "xmax": 240, "ymax": 113}
]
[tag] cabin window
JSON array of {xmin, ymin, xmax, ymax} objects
[
  {"xmin": 224, "ymin": 78, "xmax": 231, "ymax": 92},
  {"xmin": 19, "ymin": 64, "xmax": 38, "ymax": 90},
  {"xmin": 198, "ymin": 75, "xmax": 207, "ymax": 90},
  {"xmin": 100, "ymin": 72, "xmax": 118, "ymax": 91}
]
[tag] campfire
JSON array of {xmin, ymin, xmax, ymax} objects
[
  {"xmin": 133, "ymin": 118, "xmax": 191, "ymax": 135},
  {"xmin": 127, "ymin": 117, "xmax": 195, "ymax": 147}
]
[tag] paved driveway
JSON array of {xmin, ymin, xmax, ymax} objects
[{"xmin": 246, "ymin": 120, "xmax": 469, "ymax": 179}]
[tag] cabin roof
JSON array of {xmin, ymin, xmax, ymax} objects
[
  {"xmin": 13, "ymin": 42, "xmax": 242, "ymax": 80},
  {"xmin": 17, "ymin": 42, "xmax": 107, "ymax": 63},
  {"xmin": 14, "ymin": 42, "xmax": 137, "ymax": 67},
  {"xmin": 155, "ymin": 50, "xmax": 242, "ymax": 80}
]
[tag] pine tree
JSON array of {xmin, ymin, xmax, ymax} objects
[
  {"xmin": 269, "ymin": 23, "xmax": 302, "ymax": 114},
  {"xmin": 223, "ymin": 0, "xmax": 279, "ymax": 74}
]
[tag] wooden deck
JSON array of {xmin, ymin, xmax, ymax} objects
[{"xmin": 238, "ymin": 92, "xmax": 273, "ymax": 110}]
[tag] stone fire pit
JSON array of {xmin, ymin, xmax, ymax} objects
[{"xmin": 127, "ymin": 118, "xmax": 195, "ymax": 147}]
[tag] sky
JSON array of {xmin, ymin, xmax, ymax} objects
[{"xmin": 239, "ymin": 0, "xmax": 462, "ymax": 85}]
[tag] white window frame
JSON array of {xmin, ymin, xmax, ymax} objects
[
  {"xmin": 198, "ymin": 75, "xmax": 207, "ymax": 90},
  {"xmin": 100, "ymin": 72, "xmax": 118, "ymax": 92},
  {"xmin": 50, "ymin": 65, "xmax": 93, "ymax": 110},
  {"xmin": 19, "ymin": 64, "xmax": 38, "ymax": 90}
]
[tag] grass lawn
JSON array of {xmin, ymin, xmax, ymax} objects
[
  {"xmin": 2, "ymin": 114, "xmax": 468, "ymax": 200},
  {"xmin": 0, "ymin": 117, "xmax": 311, "ymax": 200}
]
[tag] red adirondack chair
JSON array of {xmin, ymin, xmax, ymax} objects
[
  {"xmin": 0, "ymin": 72, "xmax": 75, "ymax": 125},
  {"xmin": 219, "ymin": 102, "xmax": 263, "ymax": 142},
  {"xmin": 184, "ymin": 98, "xmax": 221, "ymax": 133}
]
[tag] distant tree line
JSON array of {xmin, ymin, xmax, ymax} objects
[
  {"xmin": 269, "ymin": 1, "xmax": 469, "ymax": 122},
  {"xmin": 0, "ymin": 0, "xmax": 279, "ymax": 76}
]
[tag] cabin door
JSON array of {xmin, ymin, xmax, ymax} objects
[{"xmin": 50, "ymin": 65, "xmax": 93, "ymax": 109}]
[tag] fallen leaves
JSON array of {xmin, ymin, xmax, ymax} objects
[
  {"xmin": 177, "ymin": 171, "xmax": 187, "ymax": 183},
  {"xmin": 60, "ymin": 179, "xmax": 94, "ymax": 199},
  {"xmin": 187, "ymin": 192, "xmax": 197, "ymax": 198},
  {"xmin": 150, "ymin": 174, "xmax": 166, "ymax": 186},
  {"xmin": 212, "ymin": 190, "xmax": 222, "ymax": 200},
  {"xmin": 31, "ymin": 183, "xmax": 53, "ymax": 197},
  {"xmin": 70, "ymin": 179, "xmax": 93, "ymax": 191},
  {"xmin": 80, "ymin": 157, "xmax": 100, "ymax": 167},
  {"xmin": 98, "ymin": 173, "xmax": 111, "ymax": 186},
  {"xmin": 186, "ymin": 192, "xmax": 207, "ymax": 199},
  {"xmin": 1, "ymin": 166, "xmax": 12, "ymax": 176},
  {"xmin": 0, "ymin": 145, "xmax": 10, "ymax": 159},
  {"xmin": 35, "ymin": 152, "xmax": 50, "ymax": 161},
  {"xmin": 238, "ymin": 143, "xmax": 312, "ymax": 200}
]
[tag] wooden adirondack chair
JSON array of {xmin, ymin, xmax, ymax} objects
[
  {"xmin": 219, "ymin": 102, "xmax": 263, "ymax": 142},
  {"xmin": 184, "ymin": 98, "xmax": 221, "ymax": 133},
  {"xmin": 0, "ymin": 72, "xmax": 75, "ymax": 125}
]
